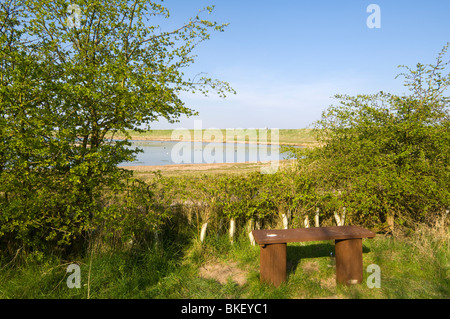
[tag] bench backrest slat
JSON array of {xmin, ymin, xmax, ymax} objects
[{"xmin": 252, "ymin": 226, "xmax": 375, "ymax": 245}]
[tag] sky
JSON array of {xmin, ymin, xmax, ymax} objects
[{"xmin": 148, "ymin": 0, "xmax": 450, "ymax": 129}]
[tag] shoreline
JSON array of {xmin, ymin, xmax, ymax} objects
[{"xmin": 119, "ymin": 159, "xmax": 296, "ymax": 173}]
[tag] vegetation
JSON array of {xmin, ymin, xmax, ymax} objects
[
  {"xmin": 0, "ymin": 0, "xmax": 233, "ymax": 253},
  {"xmin": 1, "ymin": 215, "xmax": 448, "ymax": 299},
  {"xmin": 0, "ymin": 0, "xmax": 448, "ymax": 300},
  {"xmin": 285, "ymin": 44, "xmax": 450, "ymax": 232}
]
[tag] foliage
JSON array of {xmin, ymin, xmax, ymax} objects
[
  {"xmin": 1, "ymin": 0, "xmax": 448, "ymax": 264},
  {"xmin": 294, "ymin": 43, "xmax": 450, "ymax": 229},
  {"xmin": 0, "ymin": 0, "xmax": 233, "ymax": 254}
]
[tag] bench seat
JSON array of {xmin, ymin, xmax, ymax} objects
[
  {"xmin": 252, "ymin": 226, "xmax": 375, "ymax": 244},
  {"xmin": 252, "ymin": 226, "xmax": 376, "ymax": 287}
]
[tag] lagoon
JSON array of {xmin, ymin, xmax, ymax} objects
[{"xmin": 119, "ymin": 140, "xmax": 294, "ymax": 166}]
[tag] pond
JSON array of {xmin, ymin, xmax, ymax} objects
[{"xmin": 118, "ymin": 140, "xmax": 295, "ymax": 166}]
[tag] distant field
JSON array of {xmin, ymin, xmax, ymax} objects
[{"xmin": 109, "ymin": 128, "xmax": 317, "ymax": 146}]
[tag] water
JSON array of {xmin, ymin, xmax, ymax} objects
[{"xmin": 118, "ymin": 140, "xmax": 293, "ymax": 166}]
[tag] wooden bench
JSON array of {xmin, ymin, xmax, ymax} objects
[{"xmin": 251, "ymin": 226, "xmax": 376, "ymax": 287}]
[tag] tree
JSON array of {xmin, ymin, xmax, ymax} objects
[
  {"xmin": 0, "ymin": 0, "xmax": 234, "ymax": 252},
  {"xmin": 300, "ymin": 44, "xmax": 450, "ymax": 230},
  {"xmin": 0, "ymin": 0, "xmax": 65, "ymax": 250}
]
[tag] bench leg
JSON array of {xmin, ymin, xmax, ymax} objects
[
  {"xmin": 335, "ymin": 238, "xmax": 363, "ymax": 285},
  {"xmin": 259, "ymin": 243, "xmax": 286, "ymax": 287}
]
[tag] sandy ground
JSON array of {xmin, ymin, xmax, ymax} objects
[
  {"xmin": 199, "ymin": 261, "xmax": 248, "ymax": 286},
  {"xmin": 119, "ymin": 161, "xmax": 266, "ymax": 172},
  {"xmin": 119, "ymin": 160, "xmax": 297, "ymax": 177}
]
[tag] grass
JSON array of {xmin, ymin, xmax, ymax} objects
[{"xmin": 1, "ymin": 223, "xmax": 448, "ymax": 299}]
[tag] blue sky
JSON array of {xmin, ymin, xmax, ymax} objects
[{"xmin": 150, "ymin": 0, "xmax": 450, "ymax": 129}]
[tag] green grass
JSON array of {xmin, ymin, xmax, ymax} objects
[{"xmin": 1, "ymin": 225, "xmax": 448, "ymax": 299}]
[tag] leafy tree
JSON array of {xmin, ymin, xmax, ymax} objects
[{"xmin": 0, "ymin": 0, "xmax": 234, "ymax": 253}]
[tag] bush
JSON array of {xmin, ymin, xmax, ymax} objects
[{"xmin": 295, "ymin": 44, "xmax": 450, "ymax": 230}]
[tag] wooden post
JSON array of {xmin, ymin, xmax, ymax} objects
[
  {"xmin": 229, "ymin": 218, "xmax": 236, "ymax": 244},
  {"xmin": 314, "ymin": 208, "xmax": 320, "ymax": 227},
  {"xmin": 259, "ymin": 243, "xmax": 287, "ymax": 287},
  {"xmin": 334, "ymin": 238, "xmax": 363, "ymax": 285},
  {"xmin": 200, "ymin": 222, "xmax": 208, "ymax": 243},
  {"xmin": 248, "ymin": 219, "xmax": 255, "ymax": 246},
  {"xmin": 281, "ymin": 213, "xmax": 288, "ymax": 229},
  {"xmin": 304, "ymin": 215, "xmax": 310, "ymax": 228},
  {"xmin": 334, "ymin": 207, "xmax": 346, "ymax": 226},
  {"xmin": 387, "ymin": 213, "xmax": 394, "ymax": 233}
]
